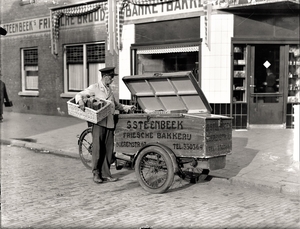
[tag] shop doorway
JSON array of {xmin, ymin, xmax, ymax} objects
[{"xmin": 248, "ymin": 44, "xmax": 285, "ymax": 126}]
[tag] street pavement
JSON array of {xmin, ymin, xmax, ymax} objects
[
  {"xmin": 0, "ymin": 110, "xmax": 300, "ymax": 197},
  {"xmin": 2, "ymin": 146, "xmax": 300, "ymax": 229}
]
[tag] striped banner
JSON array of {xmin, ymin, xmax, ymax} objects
[
  {"xmin": 125, "ymin": 0, "xmax": 178, "ymax": 5},
  {"xmin": 203, "ymin": 1, "xmax": 212, "ymax": 50},
  {"xmin": 51, "ymin": 3, "xmax": 104, "ymax": 55},
  {"xmin": 52, "ymin": 3, "xmax": 103, "ymax": 41},
  {"xmin": 52, "ymin": 0, "xmax": 179, "ymax": 55}
]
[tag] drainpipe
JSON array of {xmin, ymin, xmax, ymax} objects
[{"xmin": 294, "ymin": 104, "xmax": 300, "ymax": 162}]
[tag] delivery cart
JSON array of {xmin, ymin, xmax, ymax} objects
[{"xmin": 112, "ymin": 71, "xmax": 232, "ymax": 194}]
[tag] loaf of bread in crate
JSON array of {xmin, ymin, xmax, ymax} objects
[{"xmin": 82, "ymin": 95, "xmax": 105, "ymax": 111}]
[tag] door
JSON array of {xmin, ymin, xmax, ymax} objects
[{"xmin": 248, "ymin": 44, "xmax": 285, "ymax": 125}]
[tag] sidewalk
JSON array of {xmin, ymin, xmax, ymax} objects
[{"xmin": 1, "ymin": 111, "xmax": 299, "ymax": 196}]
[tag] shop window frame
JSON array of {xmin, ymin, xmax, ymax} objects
[
  {"xmin": 61, "ymin": 42, "xmax": 105, "ymax": 98},
  {"xmin": 130, "ymin": 40, "xmax": 202, "ymax": 83},
  {"xmin": 18, "ymin": 47, "xmax": 39, "ymax": 97}
]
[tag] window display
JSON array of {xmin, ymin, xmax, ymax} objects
[
  {"xmin": 137, "ymin": 52, "xmax": 198, "ymax": 78},
  {"xmin": 288, "ymin": 45, "xmax": 300, "ymax": 103},
  {"xmin": 232, "ymin": 45, "xmax": 247, "ymax": 102}
]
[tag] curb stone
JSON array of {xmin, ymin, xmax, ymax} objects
[{"xmin": 1, "ymin": 138, "xmax": 80, "ymax": 159}]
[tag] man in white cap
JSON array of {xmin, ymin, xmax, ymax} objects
[{"xmin": 75, "ymin": 67, "xmax": 135, "ymax": 184}]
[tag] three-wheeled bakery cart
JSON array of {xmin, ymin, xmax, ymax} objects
[
  {"xmin": 69, "ymin": 71, "xmax": 232, "ymax": 194},
  {"xmin": 112, "ymin": 71, "xmax": 232, "ymax": 194}
]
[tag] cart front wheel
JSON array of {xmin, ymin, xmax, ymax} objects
[{"xmin": 135, "ymin": 146, "xmax": 175, "ymax": 194}]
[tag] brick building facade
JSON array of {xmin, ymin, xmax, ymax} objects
[
  {"xmin": 1, "ymin": 0, "xmax": 299, "ymax": 128},
  {"xmin": 0, "ymin": 0, "xmax": 117, "ymax": 115}
]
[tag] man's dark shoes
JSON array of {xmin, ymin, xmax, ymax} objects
[
  {"xmin": 93, "ymin": 174, "xmax": 103, "ymax": 184},
  {"xmin": 103, "ymin": 176, "xmax": 118, "ymax": 182}
]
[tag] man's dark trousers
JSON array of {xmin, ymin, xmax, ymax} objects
[{"xmin": 92, "ymin": 125, "xmax": 114, "ymax": 178}]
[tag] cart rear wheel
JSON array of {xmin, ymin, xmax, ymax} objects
[
  {"xmin": 135, "ymin": 146, "xmax": 175, "ymax": 194},
  {"xmin": 78, "ymin": 128, "xmax": 93, "ymax": 169}
]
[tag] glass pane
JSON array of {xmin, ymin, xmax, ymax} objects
[
  {"xmin": 233, "ymin": 45, "xmax": 247, "ymax": 102},
  {"xmin": 66, "ymin": 46, "xmax": 83, "ymax": 64},
  {"xmin": 25, "ymin": 66, "xmax": 38, "ymax": 90},
  {"xmin": 253, "ymin": 45, "xmax": 280, "ymax": 103},
  {"xmin": 137, "ymin": 52, "xmax": 198, "ymax": 75},
  {"xmin": 88, "ymin": 63, "xmax": 105, "ymax": 85},
  {"xmin": 87, "ymin": 43, "xmax": 105, "ymax": 63},
  {"xmin": 68, "ymin": 64, "xmax": 83, "ymax": 91},
  {"xmin": 24, "ymin": 49, "xmax": 38, "ymax": 66}
]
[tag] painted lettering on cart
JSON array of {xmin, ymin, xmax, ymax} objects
[
  {"xmin": 207, "ymin": 143, "xmax": 232, "ymax": 153},
  {"xmin": 157, "ymin": 133, "xmax": 191, "ymax": 140},
  {"xmin": 122, "ymin": 132, "xmax": 192, "ymax": 140},
  {"xmin": 126, "ymin": 120, "xmax": 183, "ymax": 130},
  {"xmin": 116, "ymin": 141, "xmax": 147, "ymax": 148},
  {"xmin": 173, "ymin": 143, "xmax": 203, "ymax": 150}
]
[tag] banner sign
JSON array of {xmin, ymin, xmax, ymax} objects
[
  {"xmin": 124, "ymin": 0, "xmax": 203, "ymax": 20},
  {"xmin": 0, "ymin": 17, "xmax": 50, "ymax": 36},
  {"xmin": 59, "ymin": 8, "xmax": 106, "ymax": 28}
]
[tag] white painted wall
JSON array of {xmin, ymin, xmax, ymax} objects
[
  {"xmin": 119, "ymin": 24, "xmax": 135, "ymax": 100},
  {"xmin": 119, "ymin": 14, "xmax": 234, "ymax": 103},
  {"xmin": 201, "ymin": 14, "xmax": 233, "ymax": 104}
]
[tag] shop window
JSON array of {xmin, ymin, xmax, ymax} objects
[
  {"xmin": 63, "ymin": 42, "xmax": 105, "ymax": 96},
  {"xmin": 232, "ymin": 45, "xmax": 247, "ymax": 103},
  {"xmin": 288, "ymin": 45, "xmax": 300, "ymax": 103},
  {"xmin": 133, "ymin": 44, "xmax": 199, "ymax": 81},
  {"xmin": 19, "ymin": 48, "xmax": 39, "ymax": 96}
]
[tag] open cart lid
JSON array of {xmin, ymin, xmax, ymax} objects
[{"xmin": 122, "ymin": 71, "xmax": 212, "ymax": 114}]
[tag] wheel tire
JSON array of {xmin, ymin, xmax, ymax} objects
[
  {"xmin": 135, "ymin": 146, "xmax": 175, "ymax": 194},
  {"xmin": 78, "ymin": 128, "xmax": 93, "ymax": 169}
]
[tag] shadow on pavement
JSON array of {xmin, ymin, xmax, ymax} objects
[
  {"xmin": 12, "ymin": 138, "xmax": 37, "ymax": 142},
  {"xmin": 209, "ymin": 137, "xmax": 259, "ymax": 179}
]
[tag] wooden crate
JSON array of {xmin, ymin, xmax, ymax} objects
[
  {"xmin": 115, "ymin": 113, "xmax": 232, "ymax": 158},
  {"xmin": 67, "ymin": 98, "xmax": 111, "ymax": 124}
]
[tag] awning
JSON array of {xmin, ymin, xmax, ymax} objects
[
  {"xmin": 136, "ymin": 45, "xmax": 199, "ymax": 54},
  {"xmin": 218, "ymin": 0, "xmax": 300, "ymax": 15}
]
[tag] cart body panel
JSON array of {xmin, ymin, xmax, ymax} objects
[
  {"xmin": 115, "ymin": 71, "xmax": 232, "ymax": 171},
  {"xmin": 115, "ymin": 113, "xmax": 232, "ymax": 158}
]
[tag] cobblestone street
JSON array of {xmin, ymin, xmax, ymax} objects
[{"xmin": 1, "ymin": 145, "xmax": 300, "ymax": 229}]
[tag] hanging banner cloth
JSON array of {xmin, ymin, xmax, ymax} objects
[
  {"xmin": 106, "ymin": 0, "xmax": 179, "ymax": 55},
  {"xmin": 123, "ymin": 0, "xmax": 178, "ymax": 5},
  {"xmin": 51, "ymin": 3, "xmax": 105, "ymax": 55},
  {"xmin": 137, "ymin": 45, "xmax": 199, "ymax": 54},
  {"xmin": 203, "ymin": 0, "xmax": 212, "ymax": 51},
  {"xmin": 51, "ymin": 0, "xmax": 178, "ymax": 55}
]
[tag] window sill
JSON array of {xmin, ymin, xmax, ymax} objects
[
  {"xmin": 18, "ymin": 91, "xmax": 39, "ymax": 97},
  {"xmin": 60, "ymin": 92, "xmax": 77, "ymax": 98}
]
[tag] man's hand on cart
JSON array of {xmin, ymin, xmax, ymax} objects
[
  {"xmin": 78, "ymin": 100, "xmax": 85, "ymax": 111},
  {"xmin": 123, "ymin": 105, "xmax": 136, "ymax": 113}
]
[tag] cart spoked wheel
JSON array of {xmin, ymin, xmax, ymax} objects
[
  {"xmin": 135, "ymin": 146, "xmax": 175, "ymax": 194},
  {"xmin": 179, "ymin": 168, "xmax": 209, "ymax": 183},
  {"xmin": 78, "ymin": 128, "xmax": 93, "ymax": 169}
]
